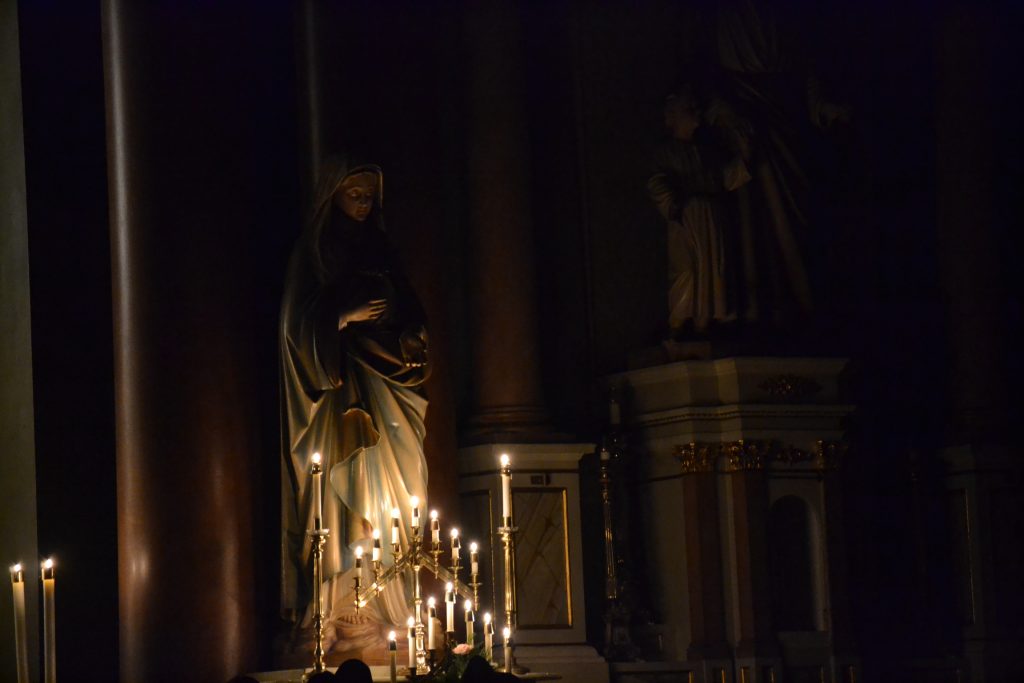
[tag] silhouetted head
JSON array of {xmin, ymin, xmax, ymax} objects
[
  {"xmin": 305, "ymin": 671, "xmax": 335, "ymax": 683},
  {"xmin": 335, "ymin": 658, "xmax": 373, "ymax": 683},
  {"xmin": 462, "ymin": 656, "xmax": 495, "ymax": 682}
]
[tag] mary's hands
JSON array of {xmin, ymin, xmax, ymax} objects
[{"xmin": 338, "ymin": 298, "xmax": 387, "ymax": 330}]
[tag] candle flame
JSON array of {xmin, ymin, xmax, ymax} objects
[
  {"xmin": 450, "ymin": 527, "xmax": 459, "ymax": 538},
  {"xmin": 464, "ymin": 599, "xmax": 472, "ymax": 611},
  {"xmin": 430, "ymin": 509, "xmax": 438, "ymax": 520},
  {"xmin": 484, "ymin": 612, "xmax": 492, "ymax": 624},
  {"xmin": 372, "ymin": 529, "xmax": 380, "ymax": 540},
  {"xmin": 445, "ymin": 581, "xmax": 453, "ymax": 591},
  {"xmin": 312, "ymin": 452, "xmax": 322, "ymax": 465},
  {"xmin": 410, "ymin": 495, "xmax": 419, "ymax": 508},
  {"xmin": 11, "ymin": 563, "xmax": 21, "ymax": 573},
  {"xmin": 500, "ymin": 453, "xmax": 510, "ymax": 467},
  {"xmin": 470, "ymin": 542, "xmax": 478, "ymax": 552},
  {"xmin": 391, "ymin": 508, "xmax": 400, "ymax": 519},
  {"xmin": 428, "ymin": 596, "xmax": 436, "ymax": 607},
  {"xmin": 407, "ymin": 616, "xmax": 415, "ymax": 627},
  {"xmin": 42, "ymin": 558, "xmax": 53, "ymax": 570},
  {"xmin": 388, "ymin": 630, "xmax": 397, "ymax": 641},
  {"xmin": 502, "ymin": 626, "xmax": 511, "ymax": 638},
  {"xmin": 354, "ymin": 546, "xmax": 364, "ymax": 558}
]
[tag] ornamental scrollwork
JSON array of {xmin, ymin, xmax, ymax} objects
[{"xmin": 674, "ymin": 439, "xmax": 847, "ymax": 474}]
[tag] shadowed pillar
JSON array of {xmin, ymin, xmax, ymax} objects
[
  {"xmin": 681, "ymin": 462, "xmax": 730, "ymax": 662},
  {"xmin": 936, "ymin": 5, "xmax": 1023, "ymax": 682},
  {"xmin": 102, "ymin": 1, "xmax": 293, "ymax": 680},
  {"xmin": 462, "ymin": 0, "xmax": 551, "ymax": 443},
  {"xmin": 724, "ymin": 453, "xmax": 778, "ymax": 661}
]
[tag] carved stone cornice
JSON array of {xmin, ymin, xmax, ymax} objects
[
  {"xmin": 758, "ymin": 374, "xmax": 823, "ymax": 400},
  {"xmin": 674, "ymin": 439, "xmax": 847, "ymax": 474}
]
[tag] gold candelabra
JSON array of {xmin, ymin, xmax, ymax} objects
[
  {"xmin": 498, "ymin": 456, "xmax": 527, "ymax": 674},
  {"xmin": 352, "ymin": 516, "xmax": 475, "ymax": 676},
  {"xmin": 303, "ymin": 454, "xmax": 330, "ymax": 680}
]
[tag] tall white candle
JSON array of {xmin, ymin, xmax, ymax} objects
[
  {"xmin": 503, "ymin": 626, "xmax": 512, "ymax": 673},
  {"xmin": 464, "ymin": 599, "xmax": 475, "ymax": 647},
  {"xmin": 10, "ymin": 564, "xmax": 28, "ymax": 683},
  {"xmin": 388, "ymin": 631, "xmax": 397, "ymax": 683},
  {"xmin": 311, "ymin": 452, "xmax": 323, "ymax": 530},
  {"xmin": 406, "ymin": 616, "xmax": 416, "ymax": 669},
  {"xmin": 372, "ymin": 529, "xmax": 381, "ymax": 562},
  {"xmin": 483, "ymin": 612, "xmax": 493, "ymax": 663},
  {"xmin": 450, "ymin": 528, "xmax": 460, "ymax": 564},
  {"xmin": 469, "ymin": 542, "xmax": 479, "ymax": 577},
  {"xmin": 430, "ymin": 510, "xmax": 440, "ymax": 546},
  {"xmin": 500, "ymin": 453, "xmax": 512, "ymax": 522},
  {"xmin": 427, "ymin": 597, "xmax": 437, "ymax": 649},
  {"xmin": 42, "ymin": 559, "xmax": 55, "ymax": 683},
  {"xmin": 445, "ymin": 582, "xmax": 455, "ymax": 633},
  {"xmin": 391, "ymin": 507, "xmax": 401, "ymax": 547},
  {"xmin": 410, "ymin": 496, "xmax": 420, "ymax": 529}
]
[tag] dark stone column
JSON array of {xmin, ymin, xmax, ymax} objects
[
  {"xmin": 102, "ymin": 2, "xmax": 296, "ymax": 680},
  {"xmin": 680, "ymin": 454, "xmax": 729, "ymax": 661},
  {"xmin": 462, "ymin": 0, "xmax": 551, "ymax": 443},
  {"xmin": 935, "ymin": 5, "xmax": 1023, "ymax": 681},
  {"xmin": 726, "ymin": 457, "xmax": 777, "ymax": 660},
  {"xmin": 821, "ymin": 458, "xmax": 856, "ymax": 660},
  {"xmin": 935, "ymin": 4, "xmax": 1006, "ymax": 442}
]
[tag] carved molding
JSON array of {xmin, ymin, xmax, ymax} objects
[
  {"xmin": 758, "ymin": 374, "xmax": 823, "ymax": 400},
  {"xmin": 675, "ymin": 442, "xmax": 718, "ymax": 473},
  {"xmin": 674, "ymin": 439, "xmax": 847, "ymax": 474}
]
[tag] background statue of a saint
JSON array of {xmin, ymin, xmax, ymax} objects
[
  {"xmin": 279, "ymin": 155, "xmax": 430, "ymax": 658},
  {"xmin": 647, "ymin": 85, "xmax": 751, "ymax": 337}
]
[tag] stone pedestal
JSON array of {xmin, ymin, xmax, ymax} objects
[
  {"xmin": 609, "ymin": 357, "xmax": 858, "ymax": 683},
  {"xmin": 458, "ymin": 443, "xmax": 609, "ymax": 683}
]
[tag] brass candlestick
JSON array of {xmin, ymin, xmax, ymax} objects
[
  {"xmin": 499, "ymin": 517, "xmax": 528, "ymax": 673},
  {"xmin": 304, "ymin": 528, "xmax": 330, "ymax": 681}
]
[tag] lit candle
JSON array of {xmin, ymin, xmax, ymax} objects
[
  {"xmin": 450, "ymin": 528, "xmax": 460, "ymax": 564},
  {"xmin": 427, "ymin": 597, "xmax": 437, "ymax": 649},
  {"xmin": 430, "ymin": 510, "xmax": 440, "ymax": 546},
  {"xmin": 445, "ymin": 582, "xmax": 455, "ymax": 633},
  {"xmin": 391, "ymin": 507, "xmax": 401, "ymax": 547},
  {"xmin": 500, "ymin": 453, "xmax": 512, "ymax": 523},
  {"xmin": 388, "ymin": 630, "xmax": 397, "ymax": 683},
  {"xmin": 407, "ymin": 616, "xmax": 416, "ymax": 669},
  {"xmin": 470, "ymin": 542, "xmax": 479, "ymax": 577},
  {"xmin": 311, "ymin": 452, "xmax": 323, "ymax": 530},
  {"xmin": 503, "ymin": 626, "xmax": 512, "ymax": 673},
  {"xmin": 372, "ymin": 529, "xmax": 382, "ymax": 563},
  {"xmin": 42, "ymin": 559, "xmax": 55, "ymax": 683},
  {"xmin": 483, "ymin": 612, "xmax": 493, "ymax": 663},
  {"xmin": 410, "ymin": 496, "xmax": 420, "ymax": 529},
  {"xmin": 10, "ymin": 564, "xmax": 28, "ymax": 683},
  {"xmin": 464, "ymin": 599, "xmax": 475, "ymax": 647},
  {"xmin": 354, "ymin": 545, "xmax": 363, "ymax": 571}
]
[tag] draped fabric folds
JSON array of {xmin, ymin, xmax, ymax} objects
[{"xmin": 280, "ymin": 156, "xmax": 429, "ymax": 631}]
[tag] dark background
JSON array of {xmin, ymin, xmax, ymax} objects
[{"xmin": 8, "ymin": 0, "xmax": 1023, "ymax": 681}]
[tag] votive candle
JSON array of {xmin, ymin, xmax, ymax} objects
[
  {"xmin": 445, "ymin": 582, "xmax": 455, "ymax": 633},
  {"xmin": 10, "ymin": 564, "xmax": 28, "ymax": 683},
  {"xmin": 42, "ymin": 559, "xmax": 55, "ymax": 683}
]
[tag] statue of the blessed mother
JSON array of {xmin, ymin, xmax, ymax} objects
[{"xmin": 280, "ymin": 155, "xmax": 429, "ymax": 641}]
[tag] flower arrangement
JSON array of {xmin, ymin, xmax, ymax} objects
[{"xmin": 427, "ymin": 642, "xmax": 485, "ymax": 682}]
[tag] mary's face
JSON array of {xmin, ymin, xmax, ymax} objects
[{"xmin": 334, "ymin": 171, "xmax": 378, "ymax": 222}]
